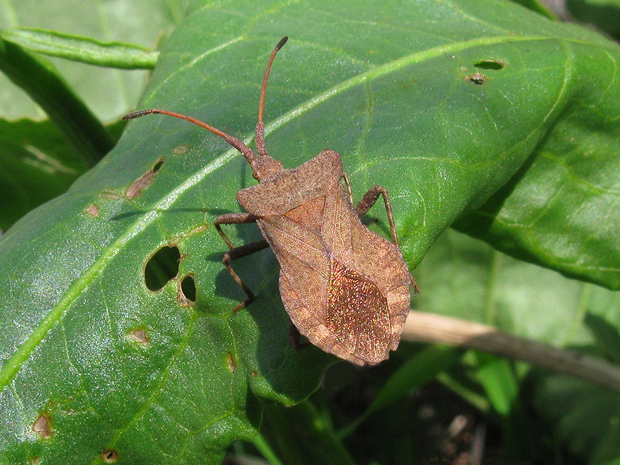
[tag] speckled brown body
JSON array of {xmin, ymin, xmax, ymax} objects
[{"xmin": 237, "ymin": 150, "xmax": 412, "ymax": 365}]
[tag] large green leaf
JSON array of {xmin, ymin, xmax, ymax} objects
[
  {"xmin": 2, "ymin": 0, "xmax": 620, "ymax": 463},
  {"xmin": 0, "ymin": 0, "xmax": 187, "ymax": 228},
  {"xmin": 0, "ymin": 0, "xmax": 188, "ymax": 122},
  {"xmin": 566, "ymin": 0, "xmax": 620, "ymax": 38},
  {"xmin": 0, "ymin": 119, "xmax": 87, "ymax": 230}
]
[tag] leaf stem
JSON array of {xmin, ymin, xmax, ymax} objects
[
  {"xmin": 252, "ymin": 433, "xmax": 285, "ymax": 465},
  {"xmin": 3, "ymin": 28, "xmax": 158, "ymax": 69},
  {"xmin": 402, "ymin": 310, "xmax": 620, "ymax": 392},
  {"xmin": 0, "ymin": 37, "xmax": 114, "ymax": 166}
]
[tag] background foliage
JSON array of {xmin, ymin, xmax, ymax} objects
[{"xmin": 1, "ymin": 0, "xmax": 620, "ymax": 464}]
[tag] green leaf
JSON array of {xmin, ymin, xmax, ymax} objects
[
  {"xmin": 566, "ymin": 0, "xmax": 620, "ymax": 38},
  {"xmin": 473, "ymin": 352, "xmax": 519, "ymax": 416},
  {"xmin": 0, "ymin": 0, "xmax": 186, "ymax": 226},
  {"xmin": 0, "ymin": 0, "xmax": 187, "ymax": 122},
  {"xmin": 3, "ymin": 0, "xmax": 620, "ymax": 463},
  {"xmin": 0, "ymin": 119, "xmax": 88, "ymax": 230},
  {"xmin": 0, "ymin": 37, "xmax": 115, "ymax": 165},
  {"xmin": 452, "ymin": 29, "xmax": 620, "ymax": 288},
  {"xmin": 2, "ymin": 28, "xmax": 158, "ymax": 69},
  {"xmin": 0, "ymin": 119, "xmax": 127, "ymax": 230}
]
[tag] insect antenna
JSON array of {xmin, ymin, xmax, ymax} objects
[
  {"xmin": 255, "ymin": 36, "xmax": 288, "ymax": 157},
  {"xmin": 122, "ymin": 37, "xmax": 289, "ymax": 178},
  {"xmin": 122, "ymin": 108, "xmax": 256, "ymax": 164}
]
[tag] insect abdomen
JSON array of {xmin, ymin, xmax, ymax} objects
[{"xmin": 326, "ymin": 256, "xmax": 391, "ymax": 363}]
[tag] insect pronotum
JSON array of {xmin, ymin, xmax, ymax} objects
[{"xmin": 124, "ymin": 37, "xmax": 417, "ymax": 365}]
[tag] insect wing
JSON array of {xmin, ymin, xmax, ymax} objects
[{"xmin": 321, "ymin": 185, "xmax": 412, "ymax": 364}]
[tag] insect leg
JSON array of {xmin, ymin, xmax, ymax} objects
[
  {"xmin": 356, "ymin": 186, "xmax": 419, "ymax": 294},
  {"xmin": 288, "ymin": 324, "xmax": 311, "ymax": 351},
  {"xmin": 214, "ymin": 213, "xmax": 257, "ymax": 249},
  {"xmin": 222, "ymin": 240, "xmax": 270, "ymax": 311},
  {"xmin": 214, "ymin": 212, "xmax": 269, "ymax": 310},
  {"xmin": 355, "ymin": 185, "xmax": 400, "ymax": 250}
]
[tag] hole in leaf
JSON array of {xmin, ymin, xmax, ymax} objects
[
  {"xmin": 126, "ymin": 157, "xmax": 165, "ymax": 199},
  {"xmin": 466, "ymin": 73, "xmax": 487, "ymax": 85},
  {"xmin": 177, "ymin": 274, "xmax": 196, "ymax": 307},
  {"xmin": 474, "ymin": 60, "xmax": 504, "ymax": 70},
  {"xmin": 152, "ymin": 159, "xmax": 164, "ymax": 172},
  {"xmin": 144, "ymin": 246, "xmax": 180, "ymax": 291},
  {"xmin": 33, "ymin": 414, "xmax": 52, "ymax": 439},
  {"xmin": 101, "ymin": 449, "xmax": 119, "ymax": 463}
]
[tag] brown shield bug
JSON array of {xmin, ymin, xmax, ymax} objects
[{"xmin": 124, "ymin": 37, "xmax": 417, "ymax": 365}]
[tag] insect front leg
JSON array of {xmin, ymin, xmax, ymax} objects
[
  {"xmin": 214, "ymin": 213, "xmax": 257, "ymax": 248},
  {"xmin": 214, "ymin": 213, "xmax": 270, "ymax": 311}
]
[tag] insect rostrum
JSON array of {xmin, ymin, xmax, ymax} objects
[{"xmin": 123, "ymin": 36, "xmax": 417, "ymax": 366}]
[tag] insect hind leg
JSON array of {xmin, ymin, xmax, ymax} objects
[
  {"xmin": 288, "ymin": 323, "xmax": 311, "ymax": 351},
  {"xmin": 355, "ymin": 186, "xmax": 420, "ymax": 294},
  {"xmin": 355, "ymin": 185, "xmax": 401, "ymax": 250}
]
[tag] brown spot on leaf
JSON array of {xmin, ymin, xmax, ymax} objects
[
  {"xmin": 101, "ymin": 449, "xmax": 118, "ymax": 463},
  {"xmin": 126, "ymin": 158, "xmax": 165, "ymax": 199},
  {"xmin": 129, "ymin": 329, "xmax": 149, "ymax": 345},
  {"xmin": 33, "ymin": 414, "xmax": 52, "ymax": 439},
  {"xmin": 173, "ymin": 144, "xmax": 189, "ymax": 155},
  {"xmin": 86, "ymin": 204, "xmax": 99, "ymax": 217},
  {"xmin": 251, "ymin": 370, "xmax": 259, "ymax": 378},
  {"xmin": 226, "ymin": 353, "xmax": 237, "ymax": 373},
  {"xmin": 465, "ymin": 73, "xmax": 487, "ymax": 85}
]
